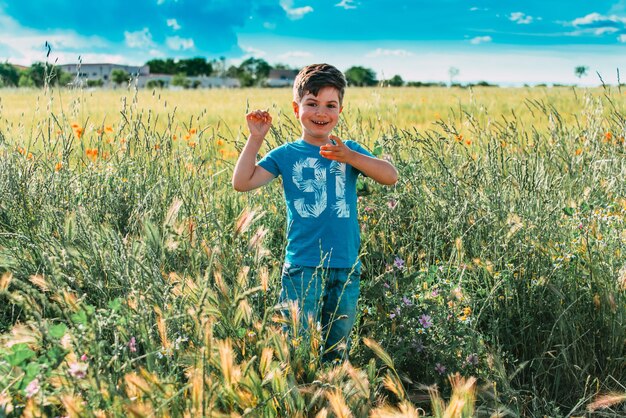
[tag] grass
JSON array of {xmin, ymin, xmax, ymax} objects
[{"xmin": 0, "ymin": 82, "xmax": 624, "ymax": 417}]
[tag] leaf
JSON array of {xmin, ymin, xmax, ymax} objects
[
  {"xmin": 7, "ymin": 344, "xmax": 35, "ymax": 366},
  {"xmin": 71, "ymin": 310, "xmax": 88, "ymax": 326},
  {"xmin": 562, "ymin": 207, "xmax": 575, "ymax": 216},
  {"xmin": 49, "ymin": 323, "xmax": 67, "ymax": 339},
  {"xmin": 372, "ymin": 144, "xmax": 383, "ymax": 157},
  {"xmin": 108, "ymin": 298, "xmax": 122, "ymax": 312}
]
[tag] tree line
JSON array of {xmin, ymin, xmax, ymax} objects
[{"xmin": 0, "ymin": 57, "xmax": 412, "ymax": 89}]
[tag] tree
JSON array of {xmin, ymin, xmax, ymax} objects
[
  {"xmin": 146, "ymin": 58, "xmax": 178, "ymax": 74},
  {"xmin": 344, "ymin": 66, "xmax": 377, "ymax": 86},
  {"xmin": 171, "ymin": 72, "xmax": 190, "ymax": 88},
  {"xmin": 0, "ymin": 63, "xmax": 20, "ymax": 87},
  {"xmin": 178, "ymin": 57, "xmax": 212, "ymax": 76},
  {"xmin": 111, "ymin": 69, "xmax": 129, "ymax": 86},
  {"xmin": 575, "ymin": 66, "xmax": 589, "ymax": 79},
  {"xmin": 238, "ymin": 57, "xmax": 271, "ymax": 87},
  {"xmin": 387, "ymin": 75, "xmax": 404, "ymax": 87}
]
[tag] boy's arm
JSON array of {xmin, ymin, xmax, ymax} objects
[
  {"xmin": 232, "ymin": 110, "xmax": 276, "ymax": 192},
  {"xmin": 320, "ymin": 136, "xmax": 398, "ymax": 185}
]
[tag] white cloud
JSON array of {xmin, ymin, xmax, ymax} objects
[
  {"xmin": 280, "ymin": 0, "xmax": 314, "ymax": 20},
  {"xmin": 510, "ymin": 12, "xmax": 534, "ymax": 24},
  {"xmin": 335, "ymin": 0, "xmax": 357, "ymax": 10},
  {"xmin": 279, "ymin": 50, "xmax": 312, "ymax": 59},
  {"xmin": 263, "ymin": 22, "xmax": 277, "ymax": 30},
  {"xmin": 166, "ymin": 36, "xmax": 195, "ymax": 50},
  {"xmin": 124, "ymin": 28, "xmax": 154, "ymax": 48},
  {"xmin": 241, "ymin": 45, "xmax": 267, "ymax": 58},
  {"xmin": 572, "ymin": 12, "xmax": 626, "ymax": 26},
  {"xmin": 365, "ymin": 48, "xmax": 414, "ymax": 58},
  {"xmin": 619, "ymin": 34, "xmax": 626, "ymax": 42},
  {"xmin": 470, "ymin": 36, "xmax": 492, "ymax": 44},
  {"xmin": 167, "ymin": 19, "xmax": 181, "ymax": 31}
]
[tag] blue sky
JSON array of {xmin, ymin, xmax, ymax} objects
[{"xmin": 1, "ymin": 0, "xmax": 626, "ymax": 85}]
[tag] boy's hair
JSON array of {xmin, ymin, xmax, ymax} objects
[{"xmin": 293, "ymin": 63, "xmax": 347, "ymax": 105}]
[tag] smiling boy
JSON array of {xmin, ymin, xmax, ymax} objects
[{"xmin": 232, "ymin": 63, "xmax": 397, "ymax": 361}]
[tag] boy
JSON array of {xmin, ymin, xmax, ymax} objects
[{"xmin": 232, "ymin": 63, "xmax": 397, "ymax": 362}]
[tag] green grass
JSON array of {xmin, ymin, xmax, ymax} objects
[{"xmin": 0, "ymin": 84, "xmax": 624, "ymax": 417}]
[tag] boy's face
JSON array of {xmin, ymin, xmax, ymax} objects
[{"xmin": 292, "ymin": 86, "xmax": 343, "ymax": 144}]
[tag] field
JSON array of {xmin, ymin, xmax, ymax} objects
[{"xmin": 0, "ymin": 84, "xmax": 625, "ymax": 417}]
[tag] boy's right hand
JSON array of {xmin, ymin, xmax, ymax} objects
[{"xmin": 246, "ymin": 110, "xmax": 272, "ymax": 141}]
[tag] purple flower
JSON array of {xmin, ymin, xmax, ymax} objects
[
  {"xmin": 466, "ymin": 353, "xmax": 479, "ymax": 366},
  {"xmin": 394, "ymin": 257, "xmax": 405, "ymax": 270},
  {"xmin": 413, "ymin": 340, "xmax": 425, "ymax": 353},
  {"xmin": 435, "ymin": 363, "xmax": 446, "ymax": 375},
  {"xmin": 25, "ymin": 378, "xmax": 40, "ymax": 398},
  {"xmin": 402, "ymin": 296, "xmax": 412, "ymax": 306},
  {"xmin": 69, "ymin": 362, "xmax": 88, "ymax": 379},
  {"xmin": 383, "ymin": 282, "xmax": 391, "ymax": 289},
  {"xmin": 387, "ymin": 199, "xmax": 398, "ymax": 210},
  {"xmin": 430, "ymin": 289, "xmax": 440, "ymax": 297},
  {"xmin": 129, "ymin": 336, "xmax": 137, "ymax": 353},
  {"xmin": 419, "ymin": 314, "xmax": 433, "ymax": 329}
]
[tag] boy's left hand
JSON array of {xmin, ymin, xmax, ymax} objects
[{"xmin": 320, "ymin": 135, "xmax": 354, "ymax": 163}]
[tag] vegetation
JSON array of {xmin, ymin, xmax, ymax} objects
[{"xmin": 0, "ymin": 85, "xmax": 624, "ymax": 416}]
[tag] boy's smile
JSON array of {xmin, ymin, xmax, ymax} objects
[{"xmin": 292, "ymin": 86, "xmax": 343, "ymax": 146}]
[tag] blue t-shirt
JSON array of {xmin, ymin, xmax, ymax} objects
[{"xmin": 258, "ymin": 139, "xmax": 374, "ymax": 269}]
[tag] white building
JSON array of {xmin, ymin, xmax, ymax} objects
[
  {"xmin": 266, "ymin": 69, "xmax": 298, "ymax": 87},
  {"xmin": 58, "ymin": 63, "xmax": 149, "ymax": 85},
  {"xmin": 57, "ymin": 63, "xmax": 240, "ymax": 88}
]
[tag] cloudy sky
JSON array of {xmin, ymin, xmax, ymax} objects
[{"xmin": 1, "ymin": 0, "xmax": 626, "ymax": 85}]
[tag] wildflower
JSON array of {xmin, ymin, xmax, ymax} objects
[
  {"xmin": 463, "ymin": 307, "xmax": 472, "ymax": 316},
  {"xmin": 25, "ymin": 378, "xmax": 40, "ymax": 398},
  {"xmin": 80, "ymin": 354, "xmax": 88, "ymax": 362},
  {"xmin": 394, "ymin": 257, "xmax": 405, "ymax": 270},
  {"xmin": 68, "ymin": 362, "xmax": 88, "ymax": 379},
  {"xmin": 419, "ymin": 314, "xmax": 433, "ymax": 329},
  {"xmin": 216, "ymin": 139, "xmax": 224, "ymax": 146},
  {"xmin": 387, "ymin": 199, "xmax": 398, "ymax": 210},
  {"xmin": 105, "ymin": 126, "xmax": 114, "ymax": 133},
  {"xmin": 435, "ymin": 363, "xmax": 446, "ymax": 375},
  {"xmin": 575, "ymin": 148, "xmax": 582, "ymax": 156},
  {"xmin": 172, "ymin": 134, "xmax": 178, "ymax": 140},
  {"xmin": 455, "ymin": 134, "xmax": 463, "ymax": 142},
  {"xmin": 55, "ymin": 162, "xmax": 63, "ymax": 172},
  {"xmin": 605, "ymin": 132, "xmax": 613, "ymax": 141},
  {"xmin": 188, "ymin": 141, "xmax": 197, "ymax": 148},
  {"xmin": 383, "ymin": 282, "xmax": 390, "ymax": 289},
  {"xmin": 189, "ymin": 128, "xmax": 197, "ymax": 134},
  {"xmin": 402, "ymin": 296, "xmax": 412, "ymax": 306},
  {"xmin": 128, "ymin": 336, "xmax": 137, "ymax": 352},
  {"xmin": 466, "ymin": 353, "xmax": 479, "ymax": 366}
]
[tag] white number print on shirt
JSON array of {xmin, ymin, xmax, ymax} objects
[{"xmin": 292, "ymin": 157, "xmax": 349, "ymax": 218}]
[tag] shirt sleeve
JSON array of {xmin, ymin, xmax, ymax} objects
[
  {"xmin": 257, "ymin": 147, "xmax": 281, "ymax": 177},
  {"xmin": 346, "ymin": 140, "xmax": 374, "ymax": 158},
  {"xmin": 346, "ymin": 140, "xmax": 375, "ymax": 176}
]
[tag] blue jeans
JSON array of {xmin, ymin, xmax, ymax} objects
[{"xmin": 280, "ymin": 263, "xmax": 361, "ymax": 362}]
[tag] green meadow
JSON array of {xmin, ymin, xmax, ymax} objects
[{"xmin": 0, "ymin": 85, "xmax": 624, "ymax": 417}]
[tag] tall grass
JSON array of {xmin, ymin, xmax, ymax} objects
[{"xmin": 0, "ymin": 82, "xmax": 624, "ymax": 416}]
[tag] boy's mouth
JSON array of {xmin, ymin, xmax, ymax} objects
[{"xmin": 312, "ymin": 120, "xmax": 329, "ymax": 126}]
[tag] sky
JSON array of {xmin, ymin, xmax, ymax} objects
[{"xmin": 1, "ymin": 0, "xmax": 626, "ymax": 86}]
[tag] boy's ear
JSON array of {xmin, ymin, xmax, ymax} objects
[
  {"xmin": 292, "ymin": 101, "xmax": 299, "ymax": 117},
  {"xmin": 339, "ymin": 105, "xmax": 343, "ymax": 114}
]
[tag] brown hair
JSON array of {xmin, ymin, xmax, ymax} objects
[{"xmin": 293, "ymin": 63, "xmax": 347, "ymax": 105}]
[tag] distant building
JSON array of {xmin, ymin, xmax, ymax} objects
[
  {"xmin": 58, "ymin": 63, "xmax": 149, "ymax": 85},
  {"xmin": 266, "ymin": 69, "xmax": 298, "ymax": 87},
  {"xmin": 141, "ymin": 74, "xmax": 240, "ymax": 89},
  {"xmin": 57, "ymin": 63, "xmax": 240, "ymax": 88}
]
